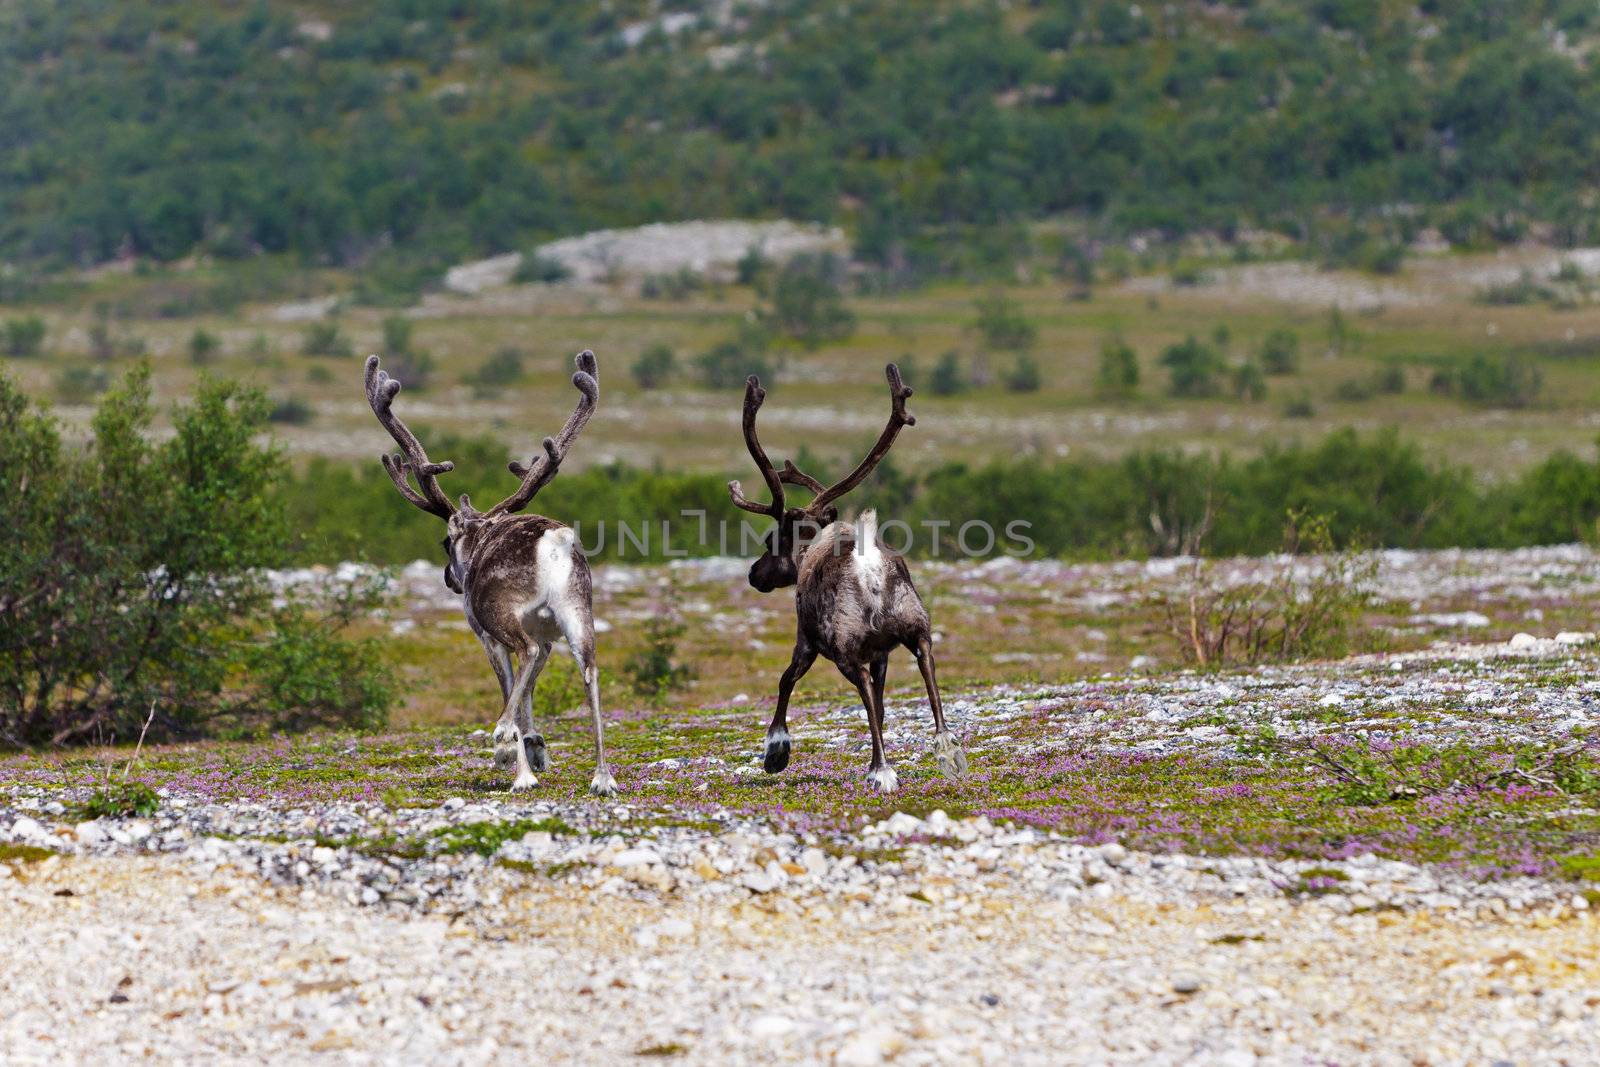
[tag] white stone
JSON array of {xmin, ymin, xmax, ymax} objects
[{"xmin": 1508, "ymin": 632, "xmax": 1540, "ymax": 649}]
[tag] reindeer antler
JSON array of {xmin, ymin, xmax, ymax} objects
[
  {"xmin": 483, "ymin": 350, "xmax": 599, "ymax": 517},
  {"xmin": 789, "ymin": 363, "xmax": 915, "ymax": 516},
  {"xmin": 365, "ymin": 354, "xmax": 456, "ymax": 519},
  {"xmin": 727, "ymin": 375, "xmax": 788, "ymax": 519}
]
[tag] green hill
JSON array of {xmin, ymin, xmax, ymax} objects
[{"xmin": 3, "ymin": 0, "xmax": 1599, "ymax": 279}]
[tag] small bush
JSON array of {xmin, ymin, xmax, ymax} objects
[
  {"xmin": 1163, "ymin": 512, "xmax": 1375, "ymax": 668},
  {"xmin": 929, "ymin": 351, "xmax": 968, "ymax": 396},
  {"xmin": 380, "ymin": 316, "xmax": 435, "ymax": 388},
  {"xmin": 1003, "ymin": 353, "xmax": 1043, "ymax": 393},
  {"xmin": 1231, "ymin": 359, "xmax": 1267, "ymax": 401},
  {"xmin": 640, "ymin": 269, "xmax": 704, "ymax": 301},
  {"xmin": 622, "ymin": 585, "xmax": 696, "ymax": 702},
  {"xmin": 188, "ymin": 329, "xmax": 221, "ymax": 366},
  {"xmin": 1457, "ymin": 353, "xmax": 1542, "ymax": 408},
  {"xmin": 2, "ymin": 315, "xmax": 46, "ymax": 358},
  {"xmin": 631, "ymin": 343, "xmax": 676, "ymax": 390},
  {"xmin": 1095, "ymin": 336, "xmax": 1139, "ymax": 398},
  {"xmin": 75, "ymin": 781, "xmax": 160, "ymax": 820},
  {"xmin": 514, "ymin": 252, "xmax": 572, "ymax": 285},
  {"xmin": 268, "ymin": 396, "xmax": 314, "ymax": 425},
  {"xmin": 465, "ymin": 346, "xmax": 525, "ymax": 396},
  {"xmin": 1258, "ymin": 329, "xmax": 1300, "ymax": 375},
  {"xmin": 973, "ymin": 291, "xmax": 1037, "ymax": 351},
  {"xmin": 1160, "ymin": 335, "xmax": 1225, "ymax": 397},
  {"xmin": 1283, "ymin": 392, "xmax": 1315, "ymax": 418},
  {"xmin": 55, "ymin": 366, "xmax": 111, "ymax": 404},
  {"xmin": 302, "ymin": 321, "xmax": 352, "ymax": 359},
  {"xmin": 736, "ymin": 245, "xmax": 769, "ymax": 287},
  {"xmin": 697, "ymin": 339, "xmax": 776, "ymax": 389},
  {"xmin": 763, "ymin": 253, "xmax": 855, "ymax": 348}
]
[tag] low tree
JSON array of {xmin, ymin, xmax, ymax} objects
[
  {"xmin": 929, "ymin": 351, "xmax": 968, "ymax": 396},
  {"xmin": 1160, "ymin": 335, "xmax": 1225, "ymax": 397},
  {"xmin": 0, "ymin": 366, "xmax": 391, "ymax": 745},
  {"xmin": 631, "ymin": 343, "xmax": 676, "ymax": 390},
  {"xmin": 2, "ymin": 316, "xmax": 46, "ymax": 358},
  {"xmin": 973, "ymin": 291, "xmax": 1037, "ymax": 351},
  {"xmin": 762, "ymin": 253, "xmax": 855, "ymax": 348},
  {"xmin": 1095, "ymin": 336, "xmax": 1139, "ymax": 398},
  {"xmin": 1258, "ymin": 328, "xmax": 1300, "ymax": 374}
]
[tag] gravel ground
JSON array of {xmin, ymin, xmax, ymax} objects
[{"xmin": 4, "ymin": 794, "xmax": 1600, "ymax": 1064}]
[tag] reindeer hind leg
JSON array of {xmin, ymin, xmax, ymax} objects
[
  {"xmin": 914, "ymin": 635, "xmax": 967, "ymax": 779},
  {"xmin": 765, "ymin": 641, "xmax": 816, "ymax": 773}
]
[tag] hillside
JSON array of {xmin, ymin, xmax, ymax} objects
[{"xmin": 4, "ymin": 0, "xmax": 1600, "ymax": 279}]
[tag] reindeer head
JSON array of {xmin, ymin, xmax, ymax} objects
[
  {"xmin": 727, "ymin": 363, "xmax": 915, "ymax": 593},
  {"xmin": 364, "ymin": 350, "xmax": 599, "ymax": 591}
]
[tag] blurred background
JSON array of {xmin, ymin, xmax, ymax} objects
[{"xmin": 4, "ymin": 0, "xmax": 1600, "ymax": 565}]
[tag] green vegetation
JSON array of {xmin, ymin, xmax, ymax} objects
[
  {"xmin": 2, "ymin": 316, "xmax": 46, "ymax": 358},
  {"xmin": 6, "ymin": 2, "xmax": 1598, "ymax": 276},
  {"xmin": 75, "ymin": 781, "xmax": 160, "ymax": 819},
  {"xmin": 630, "ymin": 343, "xmax": 676, "ymax": 390},
  {"xmin": 464, "ymin": 346, "xmax": 526, "ymax": 397},
  {"xmin": 0, "ymin": 366, "xmax": 392, "ymax": 746},
  {"xmin": 1094, "ymin": 336, "xmax": 1139, "ymax": 398}
]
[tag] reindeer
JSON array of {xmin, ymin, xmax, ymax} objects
[
  {"xmin": 726, "ymin": 363, "xmax": 967, "ymax": 793},
  {"xmin": 363, "ymin": 351, "xmax": 617, "ymax": 796}
]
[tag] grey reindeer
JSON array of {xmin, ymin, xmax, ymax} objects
[
  {"xmin": 364, "ymin": 351, "xmax": 617, "ymax": 796},
  {"xmin": 727, "ymin": 363, "xmax": 967, "ymax": 793}
]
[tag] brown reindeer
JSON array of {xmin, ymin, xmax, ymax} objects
[
  {"xmin": 727, "ymin": 364, "xmax": 967, "ymax": 793},
  {"xmin": 364, "ymin": 351, "xmax": 616, "ymax": 796}
]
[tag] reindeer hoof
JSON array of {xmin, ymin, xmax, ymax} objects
[
  {"xmin": 589, "ymin": 768, "xmax": 619, "ymax": 798},
  {"xmin": 510, "ymin": 772, "xmax": 539, "ymax": 793},
  {"xmin": 763, "ymin": 729, "xmax": 792, "ymax": 774},
  {"xmin": 523, "ymin": 734, "xmax": 548, "ymax": 773},
  {"xmin": 865, "ymin": 766, "xmax": 899, "ymax": 794},
  {"xmin": 493, "ymin": 743, "xmax": 518, "ymax": 772},
  {"xmin": 933, "ymin": 731, "xmax": 969, "ymax": 779}
]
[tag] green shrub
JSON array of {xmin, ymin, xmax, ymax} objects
[
  {"xmin": 1160, "ymin": 335, "xmax": 1225, "ymax": 397},
  {"xmin": 640, "ymin": 269, "xmax": 704, "ymax": 301},
  {"xmin": 55, "ymin": 366, "xmax": 110, "ymax": 404},
  {"xmin": 1283, "ymin": 393, "xmax": 1315, "ymax": 419},
  {"xmin": 268, "ymin": 396, "xmax": 314, "ymax": 425},
  {"xmin": 1445, "ymin": 353, "xmax": 1543, "ymax": 408},
  {"xmin": 75, "ymin": 781, "xmax": 160, "ymax": 819},
  {"xmin": 379, "ymin": 316, "xmax": 435, "ymax": 388},
  {"xmin": 514, "ymin": 252, "xmax": 572, "ymax": 285},
  {"xmin": 465, "ymin": 346, "xmax": 525, "ymax": 396},
  {"xmin": 697, "ymin": 330, "xmax": 776, "ymax": 389},
  {"xmin": 763, "ymin": 254, "xmax": 855, "ymax": 348},
  {"xmin": 1095, "ymin": 337, "xmax": 1139, "ymax": 397},
  {"xmin": 1232, "ymin": 360, "xmax": 1267, "ymax": 401},
  {"xmin": 631, "ymin": 343, "xmax": 676, "ymax": 390},
  {"xmin": 301, "ymin": 322, "xmax": 352, "ymax": 359},
  {"xmin": 2, "ymin": 316, "xmax": 46, "ymax": 358},
  {"xmin": 188, "ymin": 328, "xmax": 220, "ymax": 366},
  {"xmin": 1258, "ymin": 329, "xmax": 1300, "ymax": 375},
  {"xmin": 1004, "ymin": 353, "xmax": 1043, "ymax": 393},
  {"xmin": 622, "ymin": 585, "xmax": 696, "ymax": 702},
  {"xmin": 929, "ymin": 350, "xmax": 968, "ymax": 396},
  {"xmin": 973, "ymin": 291, "xmax": 1037, "ymax": 351},
  {"xmin": 0, "ymin": 366, "xmax": 392, "ymax": 746}
]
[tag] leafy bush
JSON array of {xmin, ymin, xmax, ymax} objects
[
  {"xmin": 268, "ymin": 396, "xmax": 314, "ymax": 425},
  {"xmin": 1095, "ymin": 337, "xmax": 1139, "ymax": 397},
  {"xmin": 1004, "ymin": 353, "xmax": 1043, "ymax": 393},
  {"xmin": 2, "ymin": 316, "xmax": 46, "ymax": 358},
  {"xmin": 75, "ymin": 781, "xmax": 160, "ymax": 819},
  {"xmin": 1283, "ymin": 393, "xmax": 1315, "ymax": 419},
  {"xmin": 1437, "ymin": 353, "xmax": 1544, "ymax": 408},
  {"xmin": 302, "ymin": 321, "xmax": 352, "ymax": 359},
  {"xmin": 1160, "ymin": 336, "xmax": 1225, "ymax": 397},
  {"xmin": 379, "ymin": 316, "xmax": 436, "ymax": 388},
  {"xmin": 762, "ymin": 254, "xmax": 855, "ymax": 348},
  {"xmin": 1258, "ymin": 329, "xmax": 1300, "ymax": 375},
  {"xmin": 55, "ymin": 366, "xmax": 110, "ymax": 404},
  {"xmin": 465, "ymin": 346, "xmax": 525, "ymax": 396},
  {"xmin": 973, "ymin": 291, "xmax": 1036, "ymax": 351},
  {"xmin": 1231, "ymin": 360, "xmax": 1267, "ymax": 401},
  {"xmin": 640, "ymin": 269, "xmax": 704, "ymax": 301},
  {"xmin": 0, "ymin": 366, "xmax": 392, "ymax": 746},
  {"xmin": 929, "ymin": 351, "xmax": 968, "ymax": 396},
  {"xmin": 697, "ymin": 322, "xmax": 777, "ymax": 389},
  {"xmin": 514, "ymin": 252, "xmax": 572, "ymax": 285},
  {"xmin": 188, "ymin": 329, "xmax": 220, "ymax": 366},
  {"xmin": 631, "ymin": 344, "xmax": 676, "ymax": 390}
]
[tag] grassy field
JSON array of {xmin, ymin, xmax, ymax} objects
[{"xmin": 6, "ymin": 245, "xmax": 1600, "ymax": 482}]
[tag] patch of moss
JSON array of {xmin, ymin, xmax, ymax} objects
[{"xmin": 0, "ymin": 843, "xmax": 56, "ymax": 864}]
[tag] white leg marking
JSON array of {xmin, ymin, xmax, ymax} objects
[
  {"xmin": 865, "ymin": 765, "xmax": 899, "ymax": 793},
  {"xmin": 933, "ymin": 731, "xmax": 969, "ymax": 779}
]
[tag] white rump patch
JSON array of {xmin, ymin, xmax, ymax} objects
[{"xmin": 853, "ymin": 510, "xmax": 885, "ymax": 604}]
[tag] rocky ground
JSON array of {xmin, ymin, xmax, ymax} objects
[{"xmin": 5, "ymin": 547, "xmax": 1600, "ymax": 1063}]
